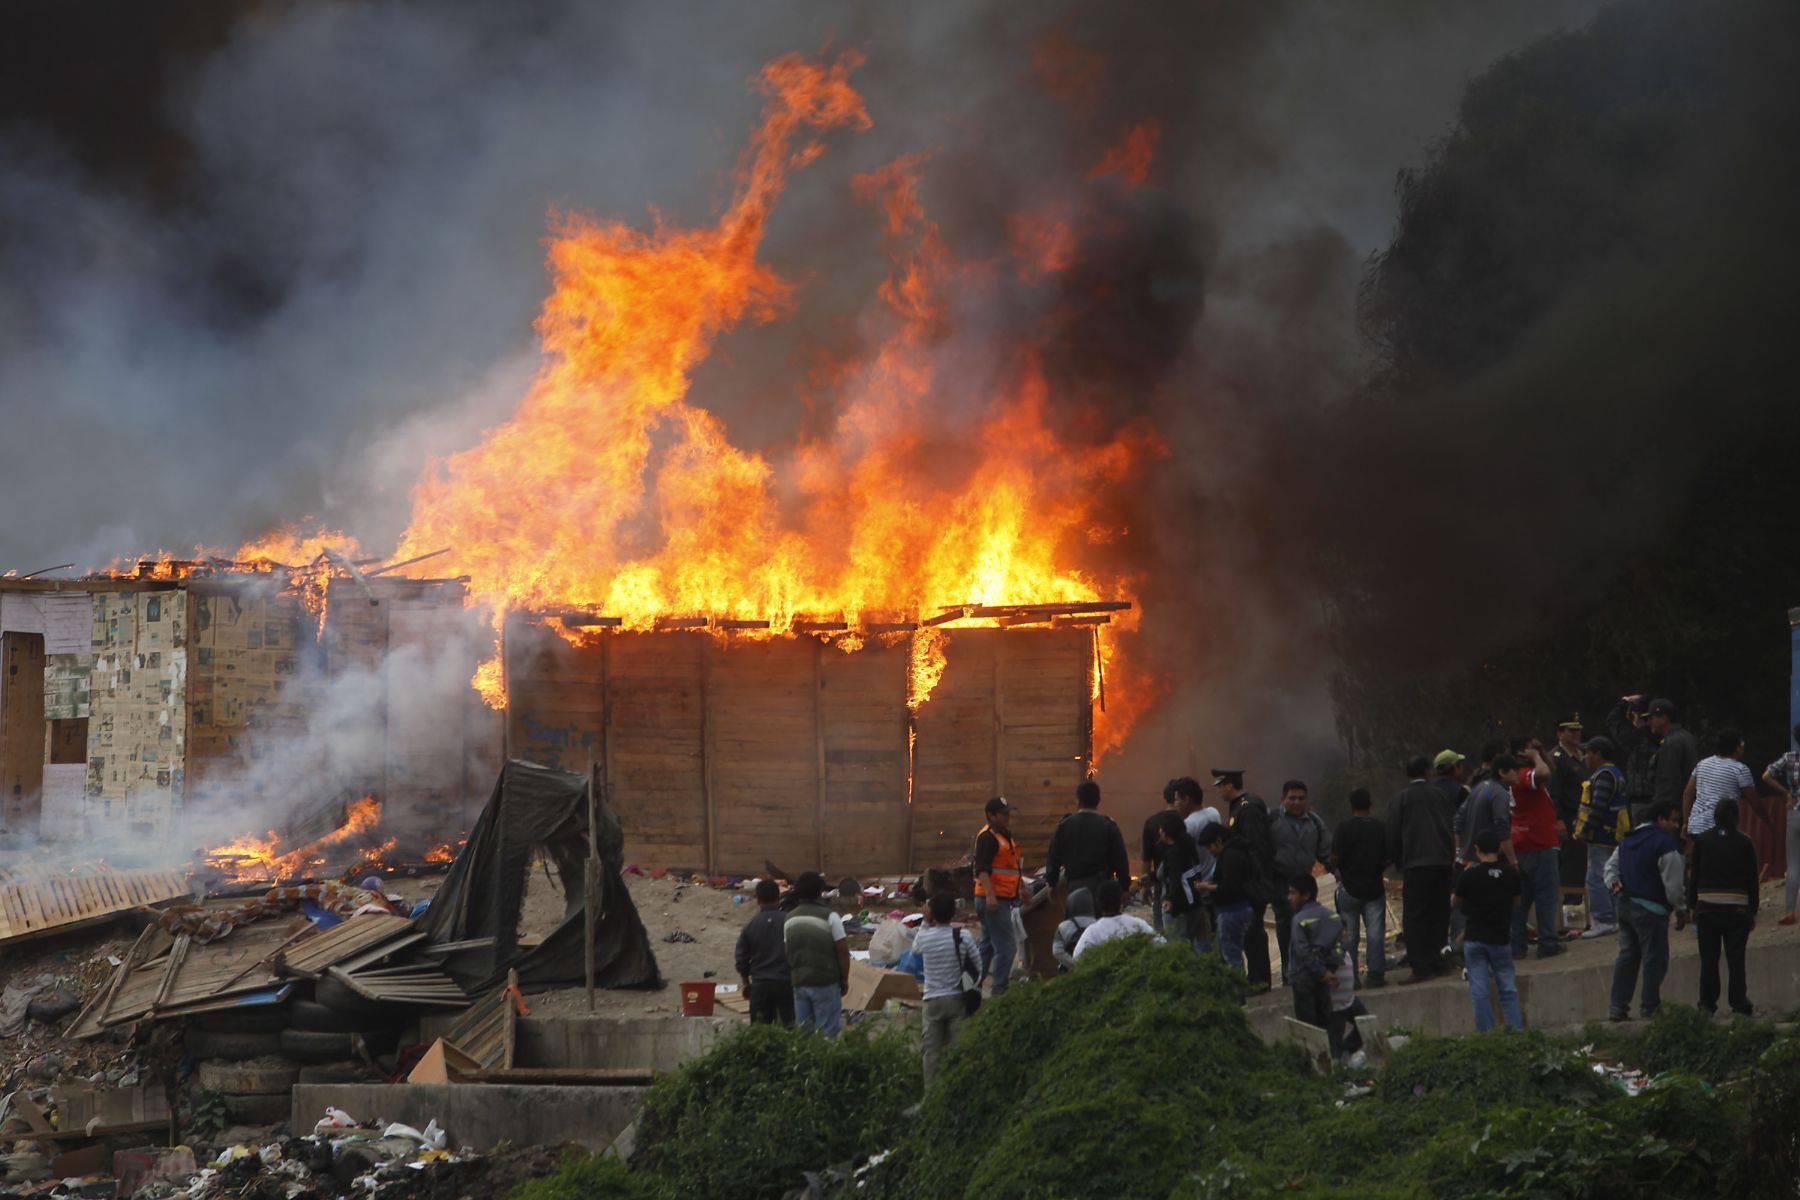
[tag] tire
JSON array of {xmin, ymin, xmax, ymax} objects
[
  {"xmin": 185, "ymin": 1029, "xmax": 284, "ymax": 1061},
  {"xmin": 287, "ymin": 998, "xmax": 377, "ymax": 1033},
  {"xmin": 196, "ymin": 1058, "xmax": 300, "ymax": 1095},
  {"xmin": 279, "ymin": 1027, "xmax": 398, "ymax": 1064},
  {"xmin": 312, "ymin": 976, "xmax": 392, "ymax": 1017},
  {"xmin": 187, "ymin": 1006, "xmax": 288, "ymax": 1034},
  {"xmin": 297, "ymin": 1062, "xmax": 376, "ymax": 1084},
  {"xmin": 223, "ymin": 1092, "xmax": 290, "ymax": 1126}
]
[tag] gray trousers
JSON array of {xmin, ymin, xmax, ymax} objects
[
  {"xmin": 921, "ymin": 995, "xmax": 967, "ymax": 1086},
  {"xmin": 1787, "ymin": 806, "xmax": 1800, "ymax": 915}
]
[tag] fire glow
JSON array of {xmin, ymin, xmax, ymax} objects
[{"xmin": 390, "ymin": 51, "xmax": 1161, "ymax": 757}]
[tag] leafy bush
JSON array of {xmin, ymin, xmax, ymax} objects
[
  {"xmin": 883, "ymin": 938, "xmax": 1314, "ymax": 1200},
  {"xmin": 1420, "ymin": 1076, "xmax": 1734, "ymax": 1200},
  {"xmin": 629, "ymin": 1021, "xmax": 919, "ymax": 1200},
  {"xmin": 1633, "ymin": 1005, "xmax": 1777, "ymax": 1080},
  {"xmin": 1374, "ymin": 1031, "xmax": 1608, "ymax": 1112},
  {"xmin": 1740, "ymin": 1038, "xmax": 1800, "ymax": 1194}
]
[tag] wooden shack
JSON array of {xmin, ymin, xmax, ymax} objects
[{"xmin": 502, "ymin": 604, "xmax": 1118, "ymax": 876}]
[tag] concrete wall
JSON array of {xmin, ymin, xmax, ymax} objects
[
  {"xmin": 292, "ymin": 1082, "xmax": 647, "ymax": 1151},
  {"xmin": 513, "ymin": 1015, "xmax": 735, "ymax": 1071}
]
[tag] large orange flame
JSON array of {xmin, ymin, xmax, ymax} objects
[
  {"xmin": 203, "ymin": 795, "xmax": 384, "ymax": 884},
  {"xmin": 390, "ymin": 52, "xmax": 1159, "ymax": 759}
]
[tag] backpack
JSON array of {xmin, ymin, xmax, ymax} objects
[{"xmin": 952, "ymin": 928, "xmax": 981, "ymax": 1015}]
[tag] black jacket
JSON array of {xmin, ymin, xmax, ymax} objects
[
  {"xmin": 1228, "ymin": 794, "xmax": 1275, "ymax": 873},
  {"xmin": 1387, "ymin": 779, "xmax": 1455, "ymax": 870},
  {"xmin": 1606, "ymin": 699, "xmax": 1658, "ymax": 804},
  {"xmin": 1688, "ymin": 826, "xmax": 1759, "ymax": 914},
  {"xmin": 1652, "ymin": 726, "xmax": 1700, "ymax": 809},
  {"xmin": 1212, "ymin": 838, "xmax": 1259, "ymax": 908},
  {"xmin": 1548, "ymin": 745, "xmax": 1588, "ymax": 825},
  {"xmin": 1045, "ymin": 809, "xmax": 1130, "ymax": 890}
]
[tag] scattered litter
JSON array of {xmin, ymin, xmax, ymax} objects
[{"xmin": 663, "ymin": 930, "xmax": 697, "ymax": 944}]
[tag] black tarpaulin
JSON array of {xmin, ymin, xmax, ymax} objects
[{"xmin": 417, "ymin": 758, "xmax": 660, "ymax": 991}]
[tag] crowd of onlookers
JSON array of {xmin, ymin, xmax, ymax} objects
[{"xmin": 734, "ymin": 699, "xmax": 1800, "ymax": 1078}]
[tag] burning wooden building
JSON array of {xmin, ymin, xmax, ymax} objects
[{"xmin": 501, "ymin": 601, "xmax": 1125, "ymax": 877}]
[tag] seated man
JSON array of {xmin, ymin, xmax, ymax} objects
[
  {"xmin": 1052, "ymin": 887, "xmax": 1099, "ymax": 971},
  {"xmin": 1072, "ymin": 880, "xmax": 1162, "ymax": 960}
]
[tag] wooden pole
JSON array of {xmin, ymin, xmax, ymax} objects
[
  {"xmin": 584, "ymin": 752, "xmax": 599, "ymax": 1013},
  {"xmin": 813, "ymin": 639, "xmax": 827, "ymax": 874}
]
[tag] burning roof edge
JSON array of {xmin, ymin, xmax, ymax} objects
[{"xmin": 533, "ymin": 599, "xmax": 1132, "ymax": 635}]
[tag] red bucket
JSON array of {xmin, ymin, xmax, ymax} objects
[{"xmin": 680, "ymin": 980, "xmax": 716, "ymax": 1017}]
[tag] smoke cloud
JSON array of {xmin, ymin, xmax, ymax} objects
[{"xmin": 1, "ymin": 1, "xmax": 1614, "ymax": 826}]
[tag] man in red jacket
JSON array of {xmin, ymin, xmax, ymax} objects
[{"xmin": 1509, "ymin": 738, "xmax": 1566, "ymax": 959}]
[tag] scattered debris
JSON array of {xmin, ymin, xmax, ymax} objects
[{"xmin": 662, "ymin": 931, "xmax": 696, "ymax": 945}]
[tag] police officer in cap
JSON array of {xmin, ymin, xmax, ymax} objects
[
  {"xmin": 1045, "ymin": 778, "xmax": 1131, "ymax": 904},
  {"xmin": 1551, "ymin": 714, "xmax": 1591, "ymax": 899}
]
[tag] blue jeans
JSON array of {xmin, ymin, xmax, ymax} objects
[
  {"xmin": 1462, "ymin": 941, "xmax": 1523, "ymax": 1032},
  {"xmin": 978, "ymin": 896, "xmax": 1019, "ymax": 994},
  {"xmin": 1585, "ymin": 844, "xmax": 1617, "ymax": 926},
  {"xmin": 1217, "ymin": 903, "xmax": 1254, "ymax": 973},
  {"xmin": 1609, "ymin": 899, "xmax": 1670, "ymax": 1019},
  {"xmin": 1335, "ymin": 887, "xmax": 1386, "ymax": 978},
  {"xmin": 1511, "ymin": 849, "xmax": 1561, "ymax": 954},
  {"xmin": 794, "ymin": 985, "xmax": 843, "ymax": 1036}
]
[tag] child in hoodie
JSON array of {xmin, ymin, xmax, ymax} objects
[
  {"xmin": 1286, "ymin": 873, "xmax": 1346, "ymax": 1061},
  {"xmin": 1052, "ymin": 887, "xmax": 1099, "ymax": 971}
]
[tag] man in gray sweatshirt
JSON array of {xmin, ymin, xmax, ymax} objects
[{"xmin": 1269, "ymin": 780, "xmax": 1330, "ymax": 986}]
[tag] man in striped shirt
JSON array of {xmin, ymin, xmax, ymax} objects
[
  {"xmin": 916, "ymin": 892, "xmax": 981, "ymax": 1085},
  {"xmin": 1682, "ymin": 729, "xmax": 1760, "ymax": 839}
]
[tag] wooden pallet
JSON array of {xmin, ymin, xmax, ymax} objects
[
  {"xmin": 0, "ymin": 864, "xmax": 191, "ymax": 945},
  {"xmin": 277, "ymin": 912, "xmax": 417, "ymax": 979}
]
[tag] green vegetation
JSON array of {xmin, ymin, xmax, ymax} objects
[
  {"xmin": 628, "ymin": 1020, "xmax": 920, "ymax": 1200},
  {"xmin": 507, "ymin": 1153, "xmax": 648, "ymax": 1200},
  {"xmin": 507, "ymin": 946, "xmax": 1800, "ymax": 1200}
]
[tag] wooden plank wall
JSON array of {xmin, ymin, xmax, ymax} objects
[
  {"xmin": 910, "ymin": 634, "xmax": 998, "ymax": 869},
  {"xmin": 503, "ymin": 626, "xmax": 1088, "ymax": 876},
  {"xmin": 708, "ymin": 639, "xmax": 817, "ymax": 876},
  {"xmin": 819, "ymin": 642, "xmax": 909, "ymax": 879},
  {"xmin": 604, "ymin": 634, "xmax": 707, "ymax": 868},
  {"xmin": 910, "ymin": 628, "xmax": 1092, "ymax": 871},
  {"xmin": 1, "ymin": 632, "xmax": 46, "ymax": 839}
]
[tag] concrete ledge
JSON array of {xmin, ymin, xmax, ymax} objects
[
  {"xmin": 1247, "ymin": 922, "xmax": 1800, "ymax": 1041},
  {"xmin": 514, "ymin": 1015, "xmax": 735, "ymax": 1071},
  {"xmin": 292, "ymin": 1083, "xmax": 646, "ymax": 1150}
]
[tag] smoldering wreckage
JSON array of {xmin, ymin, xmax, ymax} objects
[{"xmin": 0, "ymin": 551, "xmax": 1117, "ymax": 1199}]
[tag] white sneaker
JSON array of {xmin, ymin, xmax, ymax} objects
[{"xmin": 1580, "ymin": 923, "xmax": 1617, "ymax": 939}]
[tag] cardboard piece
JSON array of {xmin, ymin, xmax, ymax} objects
[
  {"xmin": 843, "ymin": 960, "xmax": 922, "ymax": 1012},
  {"xmin": 49, "ymin": 1143, "xmax": 111, "ymax": 1178},
  {"xmin": 407, "ymin": 1037, "xmax": 485, "ymax": 1084}
]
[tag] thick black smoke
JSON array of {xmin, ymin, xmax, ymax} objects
[{"xmin": 2, "ymin": 1, "xmax": 1620, "ymax": 820}]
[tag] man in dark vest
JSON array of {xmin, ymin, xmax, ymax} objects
[
  {"xmin": 1046, "ymin": 778, "xmax": 1130, "ymax": 903},
  {"xmin": 782, "ymin": 871, "xmax": 850, "ymax": 1036}
]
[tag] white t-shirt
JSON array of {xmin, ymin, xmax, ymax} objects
[
  {"xmin": 1072, "ymin": 913, "xmax": 1161, "ymax": 960},
  {"xmin": 1185, "ymin": 807, "xmax": 1223, "ymax": 842},
  {"xmin": 1688, "ymin": 755, "xmax": 1754, "ymax": 835}
]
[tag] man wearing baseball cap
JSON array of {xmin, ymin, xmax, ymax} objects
[{"xmin": 973, "ymin": 796, "xmax": 1024, "ymax": 995}]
